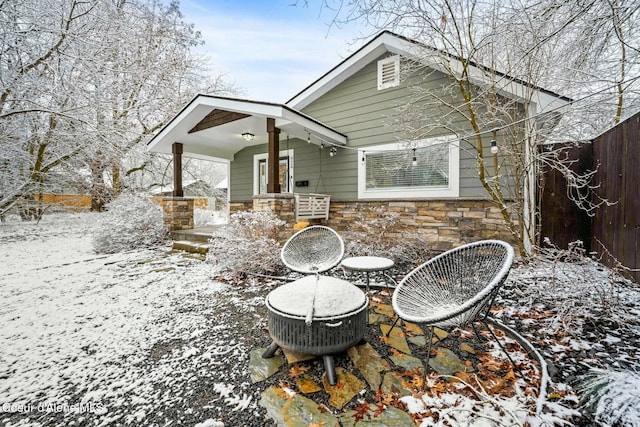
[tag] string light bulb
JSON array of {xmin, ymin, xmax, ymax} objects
[
  {"xmin": 307, "ymin": 132, "xmax": 311, "ymax": 144},
  {"xmin": 412, "ymin": 148, "xmax": 417, "ymax": 167},
  {"xmin": 490, "ymin": 140, "xmax": 498, "ymax": 154}
]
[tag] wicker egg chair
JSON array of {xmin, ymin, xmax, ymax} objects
[
  {"xmin": 388, "ymin": 240, "xmax": 516, "ymax": 382},
  {"xmin": 280, "ymin": 225, "xmax": 345, "ymax": 275}
]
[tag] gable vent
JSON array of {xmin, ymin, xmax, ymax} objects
[{"xmin": 377, "ymin": 55, "xmax": 400, "ymax": 90}]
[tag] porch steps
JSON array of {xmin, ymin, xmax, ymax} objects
[
  {"xmin": 172, "ymin": 240, "xmax": 209, "ymax": 254},
  {"xmin": 170, "ymin": 226, "xmax": 219, "ymax": 256}
]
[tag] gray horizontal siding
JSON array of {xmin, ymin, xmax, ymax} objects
[
  {"xmin": 229, "ymin": 138, "xmax": 359, "ymax": 202},
  {"xmin": 302, "ymin": 54, "xmax": 498, "ymax": 200}
]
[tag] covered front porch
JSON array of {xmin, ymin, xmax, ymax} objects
[{"xmin": 146, "ymin": 95, "xmax": 346, "ymax": 233}]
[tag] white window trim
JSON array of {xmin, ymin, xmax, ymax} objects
[
  {"xmin": 357, "ymin": 136, "xmax": 459, "ymax": 199},
  {"xmin": 253, "ymin": 149, "xmax": 294, "ymax": 195},
  {"xmin": 377, "ymin": 55, "xmax": 400, "ymax": 90}
]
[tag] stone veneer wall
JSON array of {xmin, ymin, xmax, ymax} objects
[
  {"xmin": 229, "ymin": 196, "xmax": 518, "ymax": 252},
  {"xmin": 154, "ymin": 197, "xmax": 194, "ymax": 231},
  {"xmin": 326, "ymin": 200, "xmax": 518, "ymax": 252}
]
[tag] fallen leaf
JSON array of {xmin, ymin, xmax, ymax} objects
[
  {"xmin": 351, "ymin": 401, "xmax": 372, "ymax": 423},
  {"xmin": 289, "ymin": 364, "xmax": 310, "ymax": 378}
]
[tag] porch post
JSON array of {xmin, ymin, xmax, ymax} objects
[
  {"xmin": 172, "ymin": 142, "xmax": 183, "ymax": 197},
  {"xmin": 266, "ymin": 117, "xmax": 281, "ymax": 193}
]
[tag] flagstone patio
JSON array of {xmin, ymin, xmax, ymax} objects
[{"xmin": 250, "ymin": 290, "xmax": 541, "ymax": 426}]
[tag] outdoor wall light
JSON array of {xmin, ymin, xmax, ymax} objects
[
  {"xmin": 329, "ymin": 146, "xmax": 337, "ymax": 157},
  {"xmin": 242, "ymin": 132, "xmax": 254, "ymax": 141},
  {"xmin": 490, "ymin": 140, "xmax": 498, "ymax": 154}
]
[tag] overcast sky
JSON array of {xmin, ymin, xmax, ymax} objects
[{"xmin": 179, "ymin": 0, "xmax": 370, "ymax": 103}]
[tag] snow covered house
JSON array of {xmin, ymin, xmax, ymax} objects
[{"xmin": 147, "ymin": 31, "xmax": 570, "ymax": 251}]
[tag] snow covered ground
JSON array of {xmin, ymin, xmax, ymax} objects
[
  {"xmin": 0, "ymin": 213, "xmax": 238, "ymax": 426},
  {"xmin": 1, "ymin": 212, "xmax": 639, "ymax": 426}
]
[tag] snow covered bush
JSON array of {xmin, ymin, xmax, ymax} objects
[
  {"xmin": 508, "ymin": 243, "xmax": 631, "ymax": 337},
  {"xmin": 92, "ymin": 194, "xmax": 169, "ymax": 254},
  {"xmin": 207, "ymin": 210, "xmax": 285, "ymax": 277},
  {"xmin": 579, "ymin": 368, "xmax": 640, "ymax": 426}
]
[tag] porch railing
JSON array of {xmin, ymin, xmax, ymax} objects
[{"xmin": 294, "ymin": 193, "xmax": 331, "ymax": 222}]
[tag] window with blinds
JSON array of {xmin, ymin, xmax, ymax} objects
[{"xmin": 365, "ymin": 143, "xmax": 449, "ymax": 190}]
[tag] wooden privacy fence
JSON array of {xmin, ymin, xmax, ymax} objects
[{"xmin": 541, "ymin": 112, "xmax": 640, "ymax": 283}]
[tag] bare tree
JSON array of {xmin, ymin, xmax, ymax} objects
[{"xmin": 0, "ymin": 0, "xmax": 235, "ymax": 216}]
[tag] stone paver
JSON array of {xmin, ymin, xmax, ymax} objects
[
  {"xmin": 368, "ymin": 312, "xmax": 388, "ymax": 325},
  {"xmin": 323, "ymin": 367, "xmax": 366, "ymax": 409},
  {"xmin": 249, "ymin": 347, "xmax": 285, "ymax": 383},
  {"xmin": 389, "ymin": 353, "xmax": 424, "ymax": 372},
  {"xmin": 380, "ymin": 371, "xmax": 414, "ymax": 397},
  {"xmin": 347, "ymin": 342, "xmax": 390, "ymax": 389},
  {"xmin": 340, "ymin": 403, "xmax": 416, "ymax": 426},
  {"xmin": 460, "ymin": 342, "xmax": 476, "ymax": 354},
  {"xmin": 283, "ymin": 348, "xmax": 316, "ymax": 364},
  {"xmin": 370, "ymin": 302, "xmax": 395, "ymax": 319},
  {"xmin": 403, "ymin": 321, "xmax": 424, "ymax": 336},
  {"xmin": 380, "ymin": 324, "xmax": 411, "ymax": 355},
  {"xmin": 407, "ymin": 335, "xmax": 427, "ymax": 347},
  {"xmin": 295, "ymin": 377, "xmax": 322, "ymax": 394},
  {"xmin": 433, "ymin": 327, "xmax": 449, "ymax": 341},
  {"xmin": 429, "ymin": 348, "xmax": 474, "ymax": 375},
  {"xmin": 260, "ymin": 386, "xmax": 340, "ymax": 427}
]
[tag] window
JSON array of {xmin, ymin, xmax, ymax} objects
[
  {"xmin": 254, "ymin": 150, "xmax": 294, "ymax": 195},
  {"xmin": 377, "ymin": 55, "xmax": 400, "ymax": 90},
  {"xmin": 357, "ymin": 136, "xmax": 459, "ymax": 199}
]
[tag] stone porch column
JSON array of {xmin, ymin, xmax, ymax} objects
[{"xmin": 161, "ymin": 197, "xmax": 194, "ymax": 231}]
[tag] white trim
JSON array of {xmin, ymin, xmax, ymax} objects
[
  {"xmin": 357, "ymin": 136, "xmax": 459, "ymax": 199},
  {"xmin": 253, "ymin": 149, "xmax": 294, "ymax": 196},
  {"xmin": 146, "ymin": 95, "xmax": 346, "ymax": 161},
  {"xmin": 377, "ymin": 55, "xmax": 400, "ymax": 90}
]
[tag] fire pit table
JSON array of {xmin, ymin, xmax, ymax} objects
[{"xmin": 262, "ymin": 275, "xmax": 368, "ymax": 385}]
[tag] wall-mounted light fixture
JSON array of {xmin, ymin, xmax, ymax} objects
[
  {"xmin": 329, "ymin": 146, "xmax": 337, "ymax": 157},
  {"xmin": 242, "ymin": 132, "xmax": 254, "ymax": 141},
  {"xmin": 490, "ymin": 140, "xmax": 498, "ymax": 154}
]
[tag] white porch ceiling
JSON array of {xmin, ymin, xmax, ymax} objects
[{"xmin": 147, "ymin": 95, "xmax": 347, "ymax": 161}]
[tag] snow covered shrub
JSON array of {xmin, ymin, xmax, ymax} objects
[
  {"xmin": 343, "ymin": 206, "xmax": 431, "ymax": 267},
  {"xmin": 93, "ymin": 194, "xmax": 169, "ymax": 253},
  {"xmin": 207, "ymin": 210, "xmax": 286, "ymax": 277},
  {"xmin": 510, "ymin": 241, "xmax": 631, "ymax": 336},
  {"xmin": 579, "ymin": 368, "xmax": 640, "ymax": 426}
]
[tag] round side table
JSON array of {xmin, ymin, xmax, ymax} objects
[{"xmin": 340, "ymin": 256, "xmax": 395, "ymax": 293}]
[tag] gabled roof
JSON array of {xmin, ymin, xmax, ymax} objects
[
  {"xmin": 287, "ymin": 31, "xmax": 571, "ymax": 113},
  {"xmin": 147, "ymin": 95, "xmax": 346, "ymax": 161}
]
